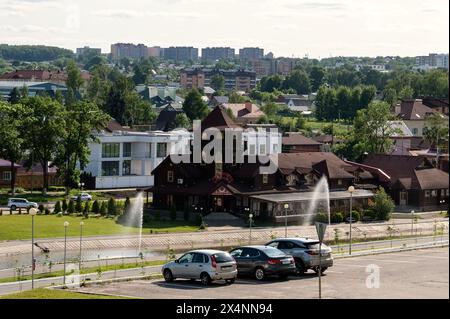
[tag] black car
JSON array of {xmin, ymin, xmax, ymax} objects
[{"xmin": 229, "ymin": 246, "xmax": 296, "ymax": 281}]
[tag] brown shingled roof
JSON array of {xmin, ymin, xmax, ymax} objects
[
  {"xmin": 283, "ymin": 133, "xmax": 322, "ymax": 146},
  {"xmin": 201, "ymin": 106, "xmax": 241, "ymax": 131},
  {"xmin": 398, "ymin": 99, "xmax": 447, "ymax": 121}
]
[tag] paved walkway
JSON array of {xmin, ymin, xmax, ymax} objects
[{"xmin": 0, "ymin": 219, "xmax": 447, "ymax": 257}]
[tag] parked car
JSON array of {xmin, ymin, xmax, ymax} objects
[
  {"xmin": 229, "ymin": 246, "xmax": 296, "ymax": 281},
  {"xmin": 72, "ymin": 193, "xmax": 92, "ymax": 201},
  {"xmin": 266, "ymin": 238, "xmax": 333, "ymax": 275},
  {"xmin": 161, "ymin": 250, "xmax": 237, "ymax": 286},
  {"xmin": 7, "ymin": 198, "xmax": 38, "ymax": 211}
]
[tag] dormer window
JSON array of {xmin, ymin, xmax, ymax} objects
[
  {"xmin": 262, "ymin": 174, "xmax": 269, "ymax": 184},
  {"xmin": 286, "ymin": 174, "xmax": 298, "ymax": 186},
  {"xmin": 167, "ymin": 170, "xmax": 174, "ymax": 183}
]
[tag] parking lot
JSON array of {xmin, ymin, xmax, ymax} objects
[{"xmin": 74, "ymin": 247, "xmax": 449, "ymax": 299}]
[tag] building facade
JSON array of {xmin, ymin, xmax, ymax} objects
[
  {"xmin": 111, "ymin": 43, "xmax": 148, "ymax": 60},
  {"xmin": 76, "ymin": 46, "xmax": 101, "ymax": 56},
  {"xmin": 201, "ymin": 47, "xmax": 235, "ymax": 61},
  {"xmin": 180, "ymin": 68, "xmax": 256, "ymax": 92},
  {"xmin": 163, "ymin": 47, "xmax": 199, "ymax": 62},
  {"xmin": 415, "ymin": 53, "xmax": 449, "ymax": 70},
  {"xmin": 239, "ymin": 47, "xmax": 264, "ymax": 61}
]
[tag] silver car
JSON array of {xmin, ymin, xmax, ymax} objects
[
  {"xmin": 161, "ymin": 250, "xmax": 238, "ymax": 286},
  {"xmin": 7, "ymin": 198, "xmax": 38, "ymax": 210},
  {"xmin": 266, "ymin": 238, "xmax": 333, "ymax": 275}
]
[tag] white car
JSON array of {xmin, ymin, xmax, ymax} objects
[
  {"xmin": 72, "ymin": 193, "xmax": 92, "ymax": 201},
  {"xmin": 7, "ymin": 198, "xmax": 38, "ymax": 210},
  {"xmin": 162, "ymin": 250, "xmax": 238, "ymax": 286}
]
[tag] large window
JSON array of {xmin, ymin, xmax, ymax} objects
[
  {"xmin": 101, "ymin": 161, "xmax": 119, "ymax": 176},
  {"xmin": 2, "ymin": 171, "xmax": 11, "ymax": 181},
  {"xmin": 262, "ymin": 174, "xmax": 269, "ymax": 184},
  {"xmin": 123, "ymin": 143, "xmax": 132, "ymax": 157},
  {"xmin": 122, "ymin": 160, "xmax": 131, "ymax": 176},
  {"xmin": 167, "ymin": 170, "xmax": 174, "ymax": 183},
  {"xmin": 157, "ymin": 143, "xmax": 167, "ymax": 158},
  {"xmin": 102, "ymin": 143, "xmax": 120, "ymax": 158}
]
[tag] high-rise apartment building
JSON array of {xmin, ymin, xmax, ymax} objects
[
  {"xmin": 111, "ymin": 43, "xmax": 149, "ymax": 60},
  {"xmin": 163, "ymin": 47, "xmax": 199, "ymax": 62},
  {"xmin": 239, "ymin": 47, "xmax": 264, "ymax": 61},
  {"xmin": 201, "ymin": 47, "xmax": 235, "ymax": 61},
  {"xmin": 415, "ymin": 53, "xmax": 449, "ymax": 70}
]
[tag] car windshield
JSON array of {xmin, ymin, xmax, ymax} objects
[
  {"xmin": 212, "ymin": 253, "xmax": 234, "ymax": 263},
  {"xmin": 260, "ymin": 247, "xmax": 286, "ymax": 258}
]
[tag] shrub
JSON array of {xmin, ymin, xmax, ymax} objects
[
  {"xmin": 76, "ymin": 198, "xmax": 83, "ymax": 213},
  {"xmin": 107, "ymin": 198, "xmax": 116, "ymax": 216},
  {"xmin": 0, "ymin": 210, "xmax": 3, "ymax": 216},
  {"xmin": 54, "ymin": 201, "xmax": 62, "ymax": 214},
  {"xmin": 44, "ymin": 208, "xmax": 50, "ymax": 215},
  {"xmin": 154, "ymin": 211, "xmax": 161, "ymax": 221},
  {"xmin": 67, "ymin": 199, "xmax": 75, "ymax": 214},
  {"xmin": 62, "ymin": 199, "xmax": 68, "ymax": 213},
  {"xmin": 92, "ymin": 200, "xmax": 100, "ymax": 214},
  {"xmin": 124, "ymin": 197, "xmax": 131, "ymax": 214},
  {"xmin": 15, "ymin": 187, "xmax": 25, "ymax": 194},
  {"xmin": 352, "ymin": 210, "xmax": 360, "ymax": 222},
  {"xmin": 38, "ymin": 204, "xmax": 45, "ymax": 214},
  {"xmin": 332, "ymin": 212, "xmax": 344, "ymax": 223},
  {"xmin": 170, "ymin": 205, "xmax": 177, "ymax": 221},
  {"xmin": 371, "ymin": 188, "xmax": 395, "ymax": 221},
  {"xmin": 83, "ymin": 201, "xmax": 90, "ymax": 215},
  {"xmin": 194, "ymin": 213, "xmax": 203, "ymax": 226},
  {"xmin": 315, "ymin": 212, "xmax": 327, "ymax": 223},
  {"xmin": 56, "ymin": 212, "xmax": 63, "ymax": 217},
  {"xmin": 100, "ymin": 201, "xmax": 107, "ymax": 216}
]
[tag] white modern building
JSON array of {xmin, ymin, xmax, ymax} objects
[{"xmin": 84, "ymin": 127, "xmax": 191, "ymax": 189}]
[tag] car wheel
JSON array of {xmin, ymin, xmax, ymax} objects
[
  {"xmin": 10, "ymin": 205, "xmax": 16, "ymax": 211},
  {"xmin": 200, "ymin": 272, "xmax": 211, "ymax": 286},
  {"xmin": 254, "ymin": 267, "xmax": 265, "ymax": 281},
  {"xmin": 295, "ymin": 259, "xmax": 306, "ymax": 275},
  {"xmin": 225, "ymin": 278, "xmax": 235, "ymax": 285},
  {"xmin": 163, "ymin": 269, "xmax": 174, "ymax": 283}
]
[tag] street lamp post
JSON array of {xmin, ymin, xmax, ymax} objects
[
  {"xmin": 29, "ymin": 208, "xmax": 37, "ymax": 289},
  {"xmin": 284, "ymin": 203, "xmax": 289, "ymax": 238},
  {"xmin": 79, "ymin": 182, "xmax": 85, "ymax": 193},
  {"xmin": 79, "ymin": 221, "xmax": 84, "ymax": 273},
  {"xmin": 63, "ymin": 221, "xmax": 69, "ymax": 285},
  {"xmin": 347, "ymin": 186, "xmax": 355, "ymax": 255},
  {"xmin": 411, "ymin": 210, "xmax": 415, "ymax": 236},
  {"xmin": 249, "ymin": 213, "xmax": 253, "ymax": 245}
]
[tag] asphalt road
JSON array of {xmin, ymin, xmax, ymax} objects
[{"xmin": 74, "ymin": 247, "xmax": 449, "ymax": 299}]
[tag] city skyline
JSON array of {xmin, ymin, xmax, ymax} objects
[{"xmin": 0, "ymin": 0, "xmax": 448, "ymax": 59}]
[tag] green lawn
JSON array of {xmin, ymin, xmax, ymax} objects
[
  {"xmin": 0, "ymin": 260, "xmax": 165, "ymax": 284},
  {"xmin": 0, "ymin": 288, "xmax": 129, "ymax": 299},
  {"xmin": 304, "ymin": 119, "xmax": 350, "ymax": 136},
  {"xmin": 0, "ymin": 214, "xmax": 200, "ymax": 240}
]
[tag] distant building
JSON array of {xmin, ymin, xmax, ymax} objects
[
  {"xmin": 154, "ymin": 104, "xmax": 186, "ymax": 132},
  {"xmin": 222, "ymin": 102, "xmax": 265, "ymax": 125},
  {"xmin": 0, "ymin": 80, "xmax": 69, "ymax": 100},
  {"xmin": 147, "ymin": 46, "xmax": 162, "ymax": 58},
  {"xmin": 282, "ymin": 133, "xmax": 323, "ymax": 153},
  {"xmin": 420, "ymin": 97, "xmax": 449, "ymax": 116},
  {"xmin": 201, "ymin": 47, "xmax": 235, "ymax": 61},
  {"xmin": 239, "ymin": 47, "xmax": 264, "ymax": 61},
  {"xmin": 163, "ymin": 47, "xmax": 199, "ymax": 62},
  {"xmin": 415, "ymin": 53, "xmax": 449, "ymax": 70},
  {"xmin": 0, "ymin": 69, "xmax": 90, "ymax": 84},
  {"xmin": 355, "ymin": 64, "xmax": 388, "ymax": 72},
  {"xmin": 76, "ymin": 46, "xmax": 101, "ymax": 56},
  {"xmin": 276, "ymin": 94, "xmax": 312, "ymax": 113},
  {"xmin": 395, "ymin": 99, "xmax": 449, "ymax": 137},
  {"xmin": 111, "ymin": 43, "xmax": 148, "ymax": 60},
  {"xmin": 180, "ymin": 68, "xmax": 256, "ymax": 92}
]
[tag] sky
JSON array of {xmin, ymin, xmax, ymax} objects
[{"xmin": 0, "ymin": 0, "xmax": 448, "ymax": 58}]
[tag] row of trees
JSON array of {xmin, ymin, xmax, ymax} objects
[
  {"xmin": 0, "ymin": 60, "xmax": 110, "ymax": 196},
  {"xmin": 0, "ymin": 44, "xmax": 74, "ymax": 62},
  {"xmin": 315, "ymin": 85, "xmax": 377, "ymax": 121},
  {"xmin": 257, "ymin": 65, "xmax": 449, "ymax": 99}
]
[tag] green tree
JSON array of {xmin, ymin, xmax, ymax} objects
[
  {"xmin": 54, "ymin": 201, "xmax": 62, "ymax": 214},
  {"xmin": 352, "ymin": 101, "xmax": 397, "ymax": 159},
  {"xmin": 107, "ymin": 198, "xmax": 116, "ymax": 216},
  {"xmin": 174, "ymin": 113, "xmax": 191, "ymax": 129},
  {"xmin": 182, "ymin": 88, "xmax": 209, "ymax": 121},
  {"xmin": 260, "ymin": 75, "xmax": 283, "ymax": 92},
  {"xmin": 68, "ymin": 199, "xmax": 75, "ymax": 214},
  {"xmin": 309, "ymin": 66, "xmax": 325, "ymax": 92},
  {"xmin": 398, "ymin": 86, "xmax": 414, "ymax": 100},
  {"xmin": 424, "ymin": 113, "xmax": 449, "ymax": 154},
  {"xmin": 0, "ymin": 102, "xmax": 28, "ymax": 195},
  {"xmin": 282, "ymin": 69, "xmax": 311, "ymax": 94},
  {"xmin": 65, "ymin": 59, "xmax": 84, "ymax": 107},
  {"xmin": 21, "ymin": 96, "xmax": 66, "ymax": 195},
  {"xmin": 100, "ymin": 201, "xmax": 108, "ymax": 216},
  {"xmin": 92, "ymin": 200, "xmax": 100, "ymax": 214},
  {"xmin": 8, "ymin": 88, "xmax": 21, "ymax": 104},
  {"xmin": 62, "ymin": 199, "xmax": 68, "ymax": 213},
  {"xmin": 76, "ymin": 197, "xmax": 83, "ymax": 212},
  {"xmin": 54, "ymin": 101, "xmax": 109, "ymax": 195},
  {"xmin": 382, "ymin": 88, "xmax": 398, "ymax": 106},
  {"xmin": 210, "ymin": 74, "xmax": 225, "ymax": 92},
  {"xmin": 371, "ymin": 187, "xmax": 395, "ymax": 221}
]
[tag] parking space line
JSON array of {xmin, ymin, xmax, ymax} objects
[
  {"xmin": 160, "ymin": 282, "xmax": 206, "ymax": 289},
  {"xmin": 356, "ymin": 258, "xmax": 418, "ymax": 264}
]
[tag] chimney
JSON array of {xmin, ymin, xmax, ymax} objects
[{"xmin": 245, "ymin": 102, "xmax": 253, "ymax": 113}]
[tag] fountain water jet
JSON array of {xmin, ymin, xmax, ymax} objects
[
  {"xmin": 122, "ymin": 192, "xmax": 144, "ymax": 255},
  {"xmin": 303, "ymin": 176, "xmax": 331, "ymax": 226}
]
